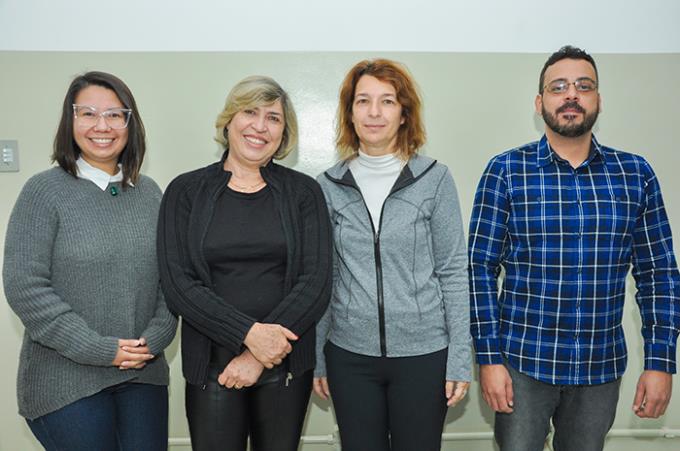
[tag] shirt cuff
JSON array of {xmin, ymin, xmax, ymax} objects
[
  {"xmin": 644, "ymin": 342, "xmax": 677, "ymax": 374},
  {"xmin": 473, "ymin": 337, "xmax": 504, "ymax": 365},
  {"xmin": 446, "ymin": 342, "xmax": 472, "ymax": 381}
]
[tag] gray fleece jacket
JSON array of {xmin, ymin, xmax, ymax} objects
[{"xmin": 315, "ymin": 154, "xmax": 472, "ymax": 381}]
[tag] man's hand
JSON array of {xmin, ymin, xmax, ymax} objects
[
  {"xmin": 632, "ymin": 370, "xmax": 672, "ymax": 418},
  {"xmin": 480, "ymin": 364, "xmax": 514, "ymax": 413}
]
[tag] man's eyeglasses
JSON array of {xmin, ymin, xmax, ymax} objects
[
  {"xmin": 73, "ymin": 104, "xmax": 132, "ymax": 129},
  {"xmin": 543, "ymin": 78, "xmax": 598, "ymax": 95}
]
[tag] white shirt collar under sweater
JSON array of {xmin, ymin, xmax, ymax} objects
[{"xmin": 76, "ymin": 157, "xmax": 127, "ymax": 191}]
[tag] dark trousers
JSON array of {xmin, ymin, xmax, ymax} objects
[
  {"xmin": 185, "ymin": 366, "xmax": 312, "ymax": 451},
  {"xmin": 326, "ymin": 342, "xmax": 448, "ymax": 451},
  {"xmin": 495, "ymin": 362, "xmax": 621, "ymax": 451},
  {"xmin": 27, "ymin": 382, "xmax": 168, "ymax": 451}
]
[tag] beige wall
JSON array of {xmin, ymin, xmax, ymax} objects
[{"xmin": 1, "ymin": 52, "xmax": 679, "ymax": 450}]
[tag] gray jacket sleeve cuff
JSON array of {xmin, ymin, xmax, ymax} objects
[{"xmin": 446, "ymin": 341, "xmax": 472, "ymax": 382}]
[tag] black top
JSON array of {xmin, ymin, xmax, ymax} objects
[
  {"xmin": 205, "ymin": 185, "xmax": 287, "ymax": 376},
  {"xmin": 205, "ymin": 185, "xmax": 287, "ymax": 321},
  {"xmin": 157, "ymin": 155, "xmax": 333, "ymax": 385}
]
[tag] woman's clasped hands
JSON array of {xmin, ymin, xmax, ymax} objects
[{"xmin": 112, "ymin": 337, "xmax": 154, "ymax": 370}]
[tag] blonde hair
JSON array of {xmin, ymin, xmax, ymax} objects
[
  {"xmin": 215, "ymin": 75, "xmax": 298, "ymax": 159},
  {"xmin": 336, "ymin": 59, "xmax": 425, "ymax": 160}
]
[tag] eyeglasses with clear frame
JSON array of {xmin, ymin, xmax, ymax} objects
[
  {"xmin": 543, "ymin": 78, "xmax": 598, "ymax": 95},
  {"xmin": 72, "ymin": 104, "xmax": 132, "ymax": 129}
]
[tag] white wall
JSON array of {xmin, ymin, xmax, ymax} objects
[{"xmin": 1, "ymin": 0, "xmax": 679, "ymax": 52}]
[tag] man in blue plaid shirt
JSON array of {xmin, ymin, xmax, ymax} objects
[{"xmin": 469, "ymin": 45, "xmax": 680, "ymax": 451}]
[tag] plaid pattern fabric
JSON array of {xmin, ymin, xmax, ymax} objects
[{"xmin": 469, "ymin": 134, "xmax": 680, "ymax": 384}]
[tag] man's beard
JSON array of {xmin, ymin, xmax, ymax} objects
[{"xmin": 542, "ymin": 101, "xmax": 599, "ymax": 138}]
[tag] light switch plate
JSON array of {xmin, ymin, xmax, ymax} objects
[{"xmin": 0, "ymin": 140, "xmax": 19, "ymax": 172}]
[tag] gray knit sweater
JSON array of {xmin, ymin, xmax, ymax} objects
[{"xmin": 3, "ymin": 168, "xmax": 177, "ymax": 419}]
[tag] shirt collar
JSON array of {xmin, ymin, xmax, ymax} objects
[
  {"xmin": 536, "ymin": 134, "xmax": 605, "ymax": 168},
  {"xmin": 76, "ymin": 157, "xmax": 126, "ymax": 191}
]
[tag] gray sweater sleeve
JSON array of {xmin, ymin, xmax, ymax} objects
[
  {"xmin": 140, "ymin": 282, "xmax": 178, "ymax": 356},
  {"xmin": 431, "ymin": 169, "xmax": 472, "ymax": 382},
  {"xmin": 3, "ymin": 177, "xmax": 119, "ymax": 366}
]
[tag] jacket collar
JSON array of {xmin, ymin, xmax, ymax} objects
[{"xmin": 325, "ymin": 153, "xmax": 436, "ymax": 182}]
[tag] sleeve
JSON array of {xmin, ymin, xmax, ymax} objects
[
  {"xmin": 313, "ymin": 179, "xmax": 336, "ymax": 378},
  {"xmin": 314, "ymin": 306, "xmax": 332, "ymax": 378},
  {"xmin": 2, "ymin": 177, "xmax": 119, "ymax": 366},
  {"xmin": 157, "ymin": 175, "xmax": 259, "ymax": 355},
  {"xmin": 430, "ymin": 168, "xmax": 472, "ymax": 381},
  {"xmin": 630, "ymin": 160, "xmax": 680, "ymax": 374},
  {"xmin": 260, "ymin": 179, "xmax": 333, "ymax": 336},
  {"xmin": 468, "ymin": 157, "xmax": 510, "ymax": 365},
  {"xmin": 140, "ymin": 284, "xmax": 178, "ymax": 355}
]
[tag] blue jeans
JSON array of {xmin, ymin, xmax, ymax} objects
[
  {"xmin": 27, "ymin": 382, "xmax": 168, "ymax": 451},
  {"xmin": 495, "ymin": 362, "xmax": 621, "ymax": 451}
]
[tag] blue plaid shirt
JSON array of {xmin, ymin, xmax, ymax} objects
[{"xmin": 469, "ymin": 134, "xmax": 680, "ymax": 385}]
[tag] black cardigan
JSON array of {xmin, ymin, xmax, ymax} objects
[{"xmin": 157, "ymin": 156, "xmax": 332, "ymax": 385}]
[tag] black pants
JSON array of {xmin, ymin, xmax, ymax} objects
[
  {"xmin": 185, "ymin": 366, "xmax": 313, "ymax": 451},
  {"xmin": 326, "ymin": 342, "xmax": 448, "ymax": 451}
]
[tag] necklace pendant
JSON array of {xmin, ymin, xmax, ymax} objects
[{"xmin": 110, "ymin": 186, "xmax": 119, "ymax": 196}]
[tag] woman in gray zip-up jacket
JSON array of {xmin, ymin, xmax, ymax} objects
[{"xmin": 313, "ymin": 59, "xmax": 472, "ymax": 451}]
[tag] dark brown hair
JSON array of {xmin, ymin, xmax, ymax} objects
[
  {"xmin": 52, "ymin": 71, "xmax": 145, "ymax": 188},
  {"xmin": 539, "ymin": 45, "xmax": 598, "ymax": 94},
  {"xmin": 336, "ymin": 59, "xmax": 425, "ymax": 160}
]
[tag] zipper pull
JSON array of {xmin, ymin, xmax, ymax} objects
[{"xmin": 285, "ymin": 372, "xmax": 293, "ymax": 387}]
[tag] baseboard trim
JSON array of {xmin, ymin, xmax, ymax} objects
[{"xmin": 168, "ymin": 427, "xmax": 680, "ymax": 447}]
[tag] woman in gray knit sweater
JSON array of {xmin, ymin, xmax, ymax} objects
[{"xmin": 3, "ymin": 72, "xmax": 177, "ymax": 451}]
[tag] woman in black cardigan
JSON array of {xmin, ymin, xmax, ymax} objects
[{"xmin": 157, "ymin": 75, "xmax": 332, "ymax": 451}]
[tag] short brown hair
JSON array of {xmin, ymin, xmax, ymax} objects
[
  {"xmin": 539, "ymin": 45, "xmax": 598, "ymax": 94},
  {"xmin": 336, "ymin": 59, "xmax": 425, "ymax": 160},
  {"xmin": 215, "ymin": 75, "xmax": 298, "ymax": 160},
  {"xmin": 53, "ymin": 71, "xmax": 145, "ymax": 188}
]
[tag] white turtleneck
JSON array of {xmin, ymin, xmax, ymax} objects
[{"xmin": 348, "ymin": 150, "xmax": 404, "ymax": 232}]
